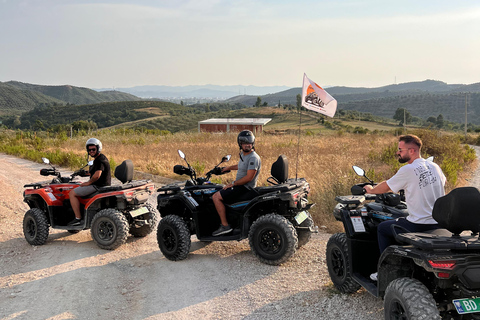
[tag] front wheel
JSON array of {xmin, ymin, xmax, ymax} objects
[
  {"xmin": 157, "ymin": 215, "xmax": 191, "ymax": 261},
  {"xmin": 23, "ymin": 208, "xmax": 49, "ymax": 246},
  {"xmin": 91, "ymin": 209, "xmax": 129, "ymax": 250},
  {"xmin": 249, "ymin": 214, "xmax": 298, "ymax": 265},
  {"xmin": 384, "ymin": 277, "xmax": 440, "ymax": 320},
  {"xmin": 326, "ymin": 232, "xmax": 361, "ymax": 293},
  {"xmin": 129, "ymin": 203, "xmax": 160, "ymax": 237}
]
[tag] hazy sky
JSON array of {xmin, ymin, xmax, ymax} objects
[{"xmin": 1, "ymin": 0, "xmax": 479, "ymax": 89}]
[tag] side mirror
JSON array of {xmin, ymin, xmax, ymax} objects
[
  {"xmin": 178, "ymin": 150, "xmax": 185, "ymax": 160},
  {"xmin": 352, "ymin": 166, "xmax": 365, "ymax": 177},
  {"xmin": 88, "ymin": 160, "xmax": 94, "ymax": 166},
  {"xmin": 42, "ymin": 157, "xmax": 50, "ymax": 164},
  {"xmin": 222, "ymin": 155, "xmax": 231, "ymax": 163}
]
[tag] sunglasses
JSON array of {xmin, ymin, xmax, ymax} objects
[{"xmin": 88, "ymin": 148, "xmax": 97, "ymax": 152}]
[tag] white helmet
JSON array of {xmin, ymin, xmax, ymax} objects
[{"xmin": 86, "ymin": 138, "xmax": 102, "ymax": 153}]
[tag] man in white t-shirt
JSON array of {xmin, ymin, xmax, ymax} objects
[{"xmin": 364, "ymin": 135, "xmax": 446, "ymax": 254}]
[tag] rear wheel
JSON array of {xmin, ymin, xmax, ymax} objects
[
  {"xmin": 91, "ymin": 209, "xmax": 129, "ymax": 250},
  {"xmin": 23, "ymin": 208, "xmax": 49, "ymax": 245},
  {"xmin": 384, "ymin": 277, "xmax": 440, "ymax": 320},
  {"xmin": 129, "ymin": 203, "xmax": 160, "ymax": 237},
  {"xmin": 249, "ymin": 214, "xmax": 298, "ymax": 265},
  {"xmin": 326, "ymin": 232, "xmax": 361, "ymax": 293},
  {"xmin": 157, "ymin": 215, "xmax": 191, "ymax": 261}
]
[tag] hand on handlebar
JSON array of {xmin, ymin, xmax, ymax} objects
[
  {"xmin": 223, "ymin": 182, "xmax": 234, "ymax": 190},
  {"xmin": 363, "ymin": 184, "xmax": 374, "ymax": 193}
]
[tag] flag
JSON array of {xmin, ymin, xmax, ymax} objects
[{"xmin": 301, "ymin": 73, "xmax": 337, "ymax": 118}]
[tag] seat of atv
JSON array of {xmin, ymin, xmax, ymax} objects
[
  {"xmin": 94, "ymin": 160, "xmax": 149, "ymax": 193},
  {"xmin": 256, "ymin": 178, "xmax": 308, "ymax": 194},
  {"xmin": 97, "ymin": 180, "xmax": 149, "ymax": 193},
  {"xmin": 396, "ymin": 187, "xmax": 480, "ymax": 250}
]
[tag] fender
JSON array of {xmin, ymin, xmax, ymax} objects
[
  {"xmin": 85, "ymin": 183, "xmax": 155, "ymax": 211},
  {"xmin": 24, "ymin": 188, "xmax": 63, "ymax": 207}
]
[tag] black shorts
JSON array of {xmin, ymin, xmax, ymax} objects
[{"xmin": 220, "ymin": 185, "xmax": 251, "ymax": 204}]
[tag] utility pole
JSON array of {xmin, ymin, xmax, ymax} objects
[{"xmin": 465, "ymin": 93, "xmax": 468, "ymax": 138}]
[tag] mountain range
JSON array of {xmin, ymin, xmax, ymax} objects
[
  {"xmin": 96, "ymin": 84, "xmax": 291, "ymax": 99},
  {"xmin": 226, "ymin": 80, "xmax": 480, "ymax": 125},
  {"xmin": 2, "ymin": 79, "xmax": 480, "ymax": 126}
]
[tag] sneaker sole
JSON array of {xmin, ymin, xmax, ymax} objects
[{"xmin": 212, "ymin": 229, "xmax": 232, "ymax": 236}]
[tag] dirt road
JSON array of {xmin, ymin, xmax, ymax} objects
[{"xmin": 0, "ymin": 154, "xmax": 385, "ymax": 320}]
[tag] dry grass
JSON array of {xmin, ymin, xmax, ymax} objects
[{"xmin": 49, "ymin": 132, "xmax": 400, "ymax": 233}]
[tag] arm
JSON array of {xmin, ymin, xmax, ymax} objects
[
  {"xmin": 81, "ymin": 170, "xmax": 102, "ymax": 186},
  {"xmin": 223, "ymin": 164, "xmax": 238, "ymax": 172},
  {"xmin": 224, "ymin": 169, "xmax": 257, "ymax": 189},
  {"xmin": 364, "ymin": 181, "xmax": 392, "ymax": 194}
]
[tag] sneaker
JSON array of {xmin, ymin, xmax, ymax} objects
[
  {"xmin": 370, "ymin": 272, "xmax": 378, "ymax": 281},
  {"xmin": 212, "ymin": 224, "xmax": 232, "ymax": 236},
  {"xmin": 67, "ymin": 218, "xmax": 82, "ymax": 226}
]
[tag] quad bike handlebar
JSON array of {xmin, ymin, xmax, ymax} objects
[
  {"xmin": 173, "ymin": 150, "xmax": 231, "ymax": 186},
  {"xmin": 39, "ymin": 157, "xmax": 92, "ymax": 184}
]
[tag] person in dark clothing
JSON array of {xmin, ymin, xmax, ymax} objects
[
  {"xmin": 211, "ymin": 130, "xmax": 261, "ymax": 236},
  {"xmin": 68, "ymin": 138, "xmax": 111, "ymax": 226}
]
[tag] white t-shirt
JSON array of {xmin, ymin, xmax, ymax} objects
[{"xmin": 387, "ymin": 158, "xmax": 446, "ymax": 224}]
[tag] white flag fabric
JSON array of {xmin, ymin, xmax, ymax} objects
[{"xmin": 301, "ymin": 73, "xmax": 337, "ymax": 118}]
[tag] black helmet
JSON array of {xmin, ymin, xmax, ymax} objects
[
  {"xmin": 86, "ymin": 138, "xmax": 102, "ymax": 154},
  {"xmin": 237, "ymin": 130, "xmax": 255, "ymax": 148}
]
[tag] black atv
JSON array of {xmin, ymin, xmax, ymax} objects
[
  {"xmin": 156, "ymin": 150, "xmax": 315, "ymax": 265},
  {"xmin": 327, "ymin": 166, "xmax": 480, "ymax": 319}
]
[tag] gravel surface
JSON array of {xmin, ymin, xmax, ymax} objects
[{"xmin": 4, "ymin": 148, "xmax": 479, "ymax": 320}]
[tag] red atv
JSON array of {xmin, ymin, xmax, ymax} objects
[{"xmin": 23, "ymin": 157, "xmax": 158, "ymax": 250}]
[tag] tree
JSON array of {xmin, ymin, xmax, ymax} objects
[
  {"xmin": 436, "ymin": 114, "xmax": 444, "ymax": 128},
  {"xmin": 393, "ymin": 108, "xmax": 412, "ymax": 125},
  {"xmin": 255, "ymin": 97, "xmax": 262, "ymax": 107},
  {"xmin": 296, "ymin": 94, "xmax": 302, "ymax": 110},
  {"xmin": 427, "ymin": 116, "xmax": 437, "ymax": 124}
]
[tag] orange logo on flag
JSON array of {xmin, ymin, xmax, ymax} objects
[{"xmin": 305, "ymin": 85, "xmax": 325, "ymax": 108}]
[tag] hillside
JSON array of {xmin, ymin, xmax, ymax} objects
[
  {"xmin": 14, "ymin": 100, "xmax": 182, "ymax": 130},
  {"xmin": 0, "ymin": 81, "xmax": 140, "ymax": 115},
  {"xmin": 0, "ymin": 82, "xmax": 64, "ymax": 115},
  {"xmin": 6, "ymin": 81, "xmax": 140, "ymax": 104},
  {"xmin": 226, "ymin": 80, "xmax": 480, "ymax": 124}
]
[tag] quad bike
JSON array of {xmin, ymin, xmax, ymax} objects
[
  {"xmin": 327, "ymin": 165, "xmax": 480, "ymax": 320},
  {"xmin": 156, "ymin": 150, "xmax": 315, "ymax": 265},
  {"xmin": 23, "ymin": 157, "xmax": 159, "ymax": 250}
]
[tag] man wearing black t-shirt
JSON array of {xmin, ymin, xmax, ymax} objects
[{"xmin": 68, "ymin": 138, "xmax": 111, "ymax": 226}]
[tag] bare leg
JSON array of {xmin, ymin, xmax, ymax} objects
[
  {"xmin": 69, "ymin": 189, "xmax": 82, "ymax": 219},
  {"xmin": 212, "ymin": 192, "xmax": 228, "ymax": 226}
]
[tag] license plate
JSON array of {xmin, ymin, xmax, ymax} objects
[
  {"xmin": 453, "ymin": 298, "xmax": 480, "ymax": 314},
  {"xmin": 130, "ymin": 207, "xmax": 149, "ymax": 217},
  {"xmin": 294, "ymin": 211, "xmax": 308, "ymax": 224}
]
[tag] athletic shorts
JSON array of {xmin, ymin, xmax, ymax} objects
[
  {"xmin": 220, "ymin": 185, "xmax": 250, "ymax": 204},
  {"xmin": 74, "ymin": 185, "xmax": 98, "ymax": 197}
]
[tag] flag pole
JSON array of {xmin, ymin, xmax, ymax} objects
[{"xmin": 295, "ymin": 95, "xmax": 302, "ymax": 180}]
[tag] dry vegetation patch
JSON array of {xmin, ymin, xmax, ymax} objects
[
  {"xmin": 47, "ymin": 132, "xmax": 399, "ymax": 233},
  {"xmin": 1, "ymin": 129, "xmax": 475, "ymax": 233}
]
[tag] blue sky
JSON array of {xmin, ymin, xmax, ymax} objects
[{"xmin": 1, "ymin": 0, "xmax": 479, "ymax": 88}]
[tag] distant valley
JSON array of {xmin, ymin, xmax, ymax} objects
[{"xmin": 1, "ymin": 79, "xmax": 480, "ymax": 129}]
